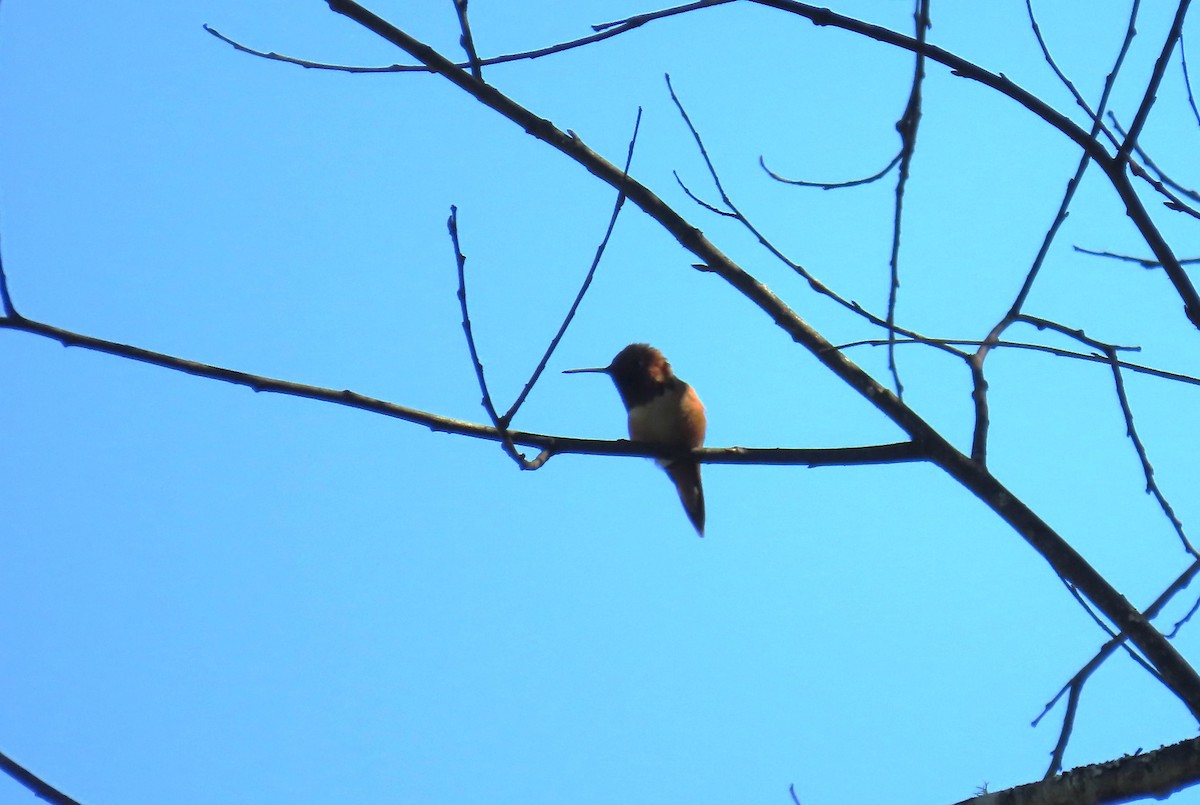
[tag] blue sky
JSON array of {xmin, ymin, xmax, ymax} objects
[{"xmin": 3, "ymin": 2, "xmax": 1200, "ymax": 803}]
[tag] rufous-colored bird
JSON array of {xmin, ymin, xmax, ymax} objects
[{"xmin": 565, "ymin": 343, "xmax": 707, "ymax": 536}]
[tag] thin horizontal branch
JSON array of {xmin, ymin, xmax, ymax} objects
[
  {"xmin": 1075, "ymin": 246, "xmax": 1200, "ymax": 268},
  {"xmin": 0, "ymin": 314, "xmax": 923, "ymax": 467},
  {"xmin": 759, "ymin": 150, "xmax": 901, "ymax": 189},
  {"xmin": 205, "ymin": 0, "xmax": 734, "ymax": 74},
  {"xmin": 836, "ymin": 337, "xmax": 1200, "ymax": 388}
]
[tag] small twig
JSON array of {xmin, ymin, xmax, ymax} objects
[
  {"xmin": 0, "ymin": 750, "xmax": 86, "ymax": 805},
  {"xmin": 883, "ymin": 0, "xmax": 930, "ymax": 400},
  {"xmin": 1044, "ymin": 679, "xmax": 1081, "ymax": 778},
  {"xmin": 665, "ymin": 74, "xmax": 737, "ymax": 213},
  {"xmin": 1020, "ymin": 315, "xmax": 1197, "ymax": 555},
  {"xmin": 1171, "ymin": 594, "xmax": 1200, "ymax": 637},
  {"xmin": 501, "ymin": 108, "xmax": 645, "ymax": 424},
  {"xmin": 449, "ymin": 206, "xmax": 532, "ymax": 469},
  {"xmin": 1109, "ymin": 355, "xmax": 1198, "ymax": 556},
  {"xmin": 1009, "ymin": 1, "xmax": 1138, "ymax": 321},
  {"xmin": 1131, "ymin": 162, "xmax": 1200, "ymax": 220},
  {"xmin": 1116, "ymin": 0, "xmax": 1192, "ymax": 163},
  {"xmin": 832, "ymin": 338, "xmax": 1200, "ymax": 392},
  {"xmin": 1183, "ymin": 30, "xmax": 1200, "ymax": 128},
  {"xmin": 967, "ymin": 350, "xmax": 990, "ymax": 464},
  {"xmin": 0, "ymin": 219, "xmax": 18, "ymax": 319},
  {"xmin": 1061, "ymin": 578, "xmax": 1123, "ymax": 642},
  {"xmin": 673, "ymin": 171, "xmax": 737, "ymax": 217},
  {"xmin": 1074, "ymin": 245, "xmax": 1200, "ymax": 268},
  {"xmin": 451, "ymin": 0, "xmax": 483, "ymax": 80},
  {"xmin": 591, "ymin": 0, "xmax": 728, "ymax": 31},
  {"xmin": 1108, "ymin": 114, "xmax": 1200, "ymax": 205},
  {"xmin": 759, "ymin": 151, "xmax": 901, "ymax": 189}
]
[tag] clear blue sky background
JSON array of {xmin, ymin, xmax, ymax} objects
[{"xmin": 3, "ymin": 2, "xmax": 1200, "ymax": 803}]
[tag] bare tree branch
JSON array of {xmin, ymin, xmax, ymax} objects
[
  {"xmin": 212, "ymin": 0, "xmax": 1200, "ymax": 324},
  {"xmin": 449, "ymin": 205, "xmax": 533, "ymax": 469},
  {"xmin": 1020, "ymin": 314, "xmax": 1197, "ymax": 556},
  {"xmin": 0, "ymin": 313, "xmax": 925, "ymax": 467},
  {"xmin": 451, "ymin": 0, "xmax": 483, "ymax": 80},
  {"xmin": 951, "ymin": 736, "xmax": 1200, "ymax": 805},
  {"xmin": 1110, "ymin": 117, "xmax": 1200, "ymax": 204},
  {"xmin": 0, "ymin": 220, "xmax": 17, "ymax": 319},
  {"xmin": 1023, "ymin": 0, "xmax": 1127, "ymax": 148},
  {"xmin": 1075, "ymin": 246, "xmax": 1200, "ymax": 267},
  {"xmin": 968, "ymin": 0, "xmax": 1140, "ymax": 466},
  {"xmin": 501, "ymin": 109, "xmax": 643, "ymax": 427},
  {"xmin": 1034, "ymin": 561, "xmax": 1200, "ymax": 777},
  {"xmin": 839, "ymin": 336, "xmax": 1200, "ymax": 387},
  {"xmin": 1116, "ymin": 0, "xmax": 1192, "ymax": 162},
  {"xmin": 205, "ymin": 1, "xmax": 737, "ymax": 75},
  {"xmin": 744, "ymin": 0, "xmax": 1200, "ymax": 328},
  {"xmin": 1108, "ymin": 114, "xmax": 1200, "ymax": 218},
  {"xmin": 1183, "ymin": 29, "xmax": 1200, "ymax": 128},
  {"xmin": 759, "ymin": 151, "xmax": 901, "ymax": 189},
  {"xmin": 1044, "ymin": 678, "xmax": 1082, "ymax": 779},
  {"xmin": 882, "ymin": 0, "xmax": 930, "ymax": 401},
  {"xmin": 0, "ymin": 750, "xmax": 85, "ymax": 805},
  {"xmin": 665, "ymin": 74, "xmax": 967, "ymax": 363}
]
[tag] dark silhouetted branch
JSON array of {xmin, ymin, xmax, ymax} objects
[
  {"xmin": 0, "ymin": 221, "xmax": 17, "ymax": 319},
  {"xmin": 746, "ymin": 0, "xmax": 1200, "ymax": 328},
  {"xmin": 1184, "ymin": 29, "xmax": 1200, "ymax": 127},
  {"xmin": 970, "ymin": 0, "xmax": 1139, "ymax": 466},
  {"xmin": 206, "ymin": 1, "xmax": 736, "ymax": 75},
  {"xmin": 452, "ymin": 0, "xmax": 483, "ymax": 80},
  {"xmin": 0, "ymin": 750, "xmax": 85, "ymax": 805},
  {"xmin": 449, "ymin": 205, "xmax": 533, "ymax": 469},
  {"xmin": 665, "ymin": 74, "xmax": 965, "ymax": 361},
  {"xmin": 952, "ymin": 735, "xmax": 1200, "ymax": 805},
  {"xmin": 1020, "ymin": 314, "xmax": 1196, "ymax": 556},
  {"xmin": 1034, "ymin": 559, "xmax": 1200, "ymax": 777},
  {"xmin": 0, "ymin": 314, "xmax": 922, "ymax": 467},
  {"xmin": 883, "ymin": 0, "xmax": 931, "ymax": 399},
  {"xmin": 1116, "ymin": 0, "xmax": 1192, "ymax": 162},
  {"xmin": 1074, "ymin": 246, "xmax": 1200, "ymax": 268},
  {"xmin": 501, "ymin": 108, "xmax": 644, "ymax": 427},
  {"xmin": 760, "ymin": 151, "xmax": 900, "ymax": 189},
  {"xmin": 1023, "ymin": 0, "xmax": 1127, "ymax": 147}
]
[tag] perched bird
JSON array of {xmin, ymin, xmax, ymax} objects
[{"xmin": 564, "ymin": 343, "xmax": 707, "ymax": 536}]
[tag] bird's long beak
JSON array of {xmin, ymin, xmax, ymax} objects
[{"xmin": 562, "ymin": 365, "xmax": 611, "ymax": 375}]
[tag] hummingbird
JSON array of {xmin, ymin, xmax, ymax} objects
[{"xmin": 564, "ymin": 343, "xmax": 707, "ymax": 536}]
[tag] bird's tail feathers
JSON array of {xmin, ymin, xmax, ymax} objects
[{"xmin": 665, "ymin": 460, "xmax": 705, "ymax": 537}]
